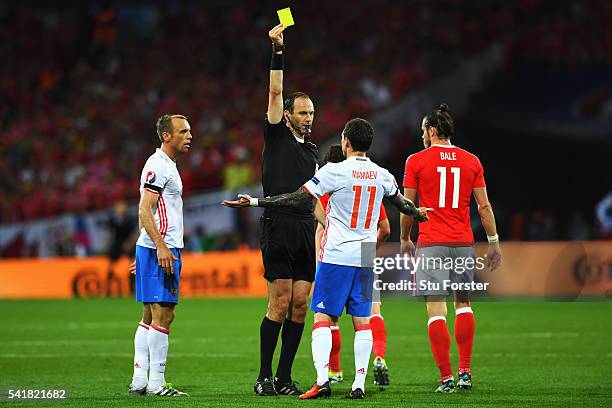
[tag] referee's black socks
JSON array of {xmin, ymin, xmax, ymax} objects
[
  {"xmin": 276, "ymin": 319, "xmax": 305, "ymax": 383},
  {"xmin": 258, "ymin": 316, "xmax": 282, "ymax": 381}
]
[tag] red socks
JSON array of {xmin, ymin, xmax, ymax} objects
[
  {"xmin": 369, "ymin": 314, "xmax": 387, "ymax": 358},
  {"xmin": 427, "ymin": 316, "xmax": 452, "ymax": 381},
  {"xmin": 454, "ymin": 307, "xmax": 475, "ymax": 374},
  {"xmin": 329, "ymin": 326, "xmax": 341, "ymax": 372},
  {"xmin": 428, "ymin": 307, "xmax": 476, "ymax": 380}
]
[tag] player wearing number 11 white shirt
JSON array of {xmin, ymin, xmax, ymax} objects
[
  {"xmin": 223, "ymin": 118, "xmax": 431, "ymax": 399},
  {"xmin": 306, "ymin": 154, "xmax": 394, "ymax": 268}
]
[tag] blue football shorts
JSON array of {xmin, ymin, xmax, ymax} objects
[
  {"xmin": 311, "ymin": 261, "xmax": 374, "ymax": 317},
  {"xmin": 135, "ymin": 245, "xmax": 182, "ymax": 304}
]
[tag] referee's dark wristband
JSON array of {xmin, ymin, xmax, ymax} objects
[{"xmin": 270, "ymin": 50, "xmax": 284, "ymax": 70}]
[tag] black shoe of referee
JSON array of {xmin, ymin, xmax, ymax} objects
[
  {"xmin": 254, "ymin": 377, "xmax": 278, "ymax": 396},
  {"xmin": 274, "ymin": 378, "xmax": 302, "ymax": 395}
]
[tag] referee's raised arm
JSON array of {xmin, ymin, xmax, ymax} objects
[{"xmin": 267, "ymin": 24, "xmax": 285, "ymax": 124}]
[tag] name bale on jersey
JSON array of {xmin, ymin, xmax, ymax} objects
[{"xmin": 440, "ymin": 152, "xmax": 457, "ymax": 161}]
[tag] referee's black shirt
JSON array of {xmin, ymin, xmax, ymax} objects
[{"xmin": 262, "ymin": 118, "xmax": 318, "ymax": 217}]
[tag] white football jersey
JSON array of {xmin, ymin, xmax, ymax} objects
[
  {"xmin": 304, "ymin": 156, "xmax": 398, "ymax": 266},
  {"xmin": 136, "ymin": 148, "xmax": 184, "ymax": 249}
]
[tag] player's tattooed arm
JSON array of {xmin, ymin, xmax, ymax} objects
[
  {"xmin": 223, "ymin": 188, "xmax": 325, "ymax": 225},
  {"xmin": 222, "ymin": 187, "xmax": 315, "ymax": 210},
  {"xmin": 259, "ymin": 187, "xmax": 312, "ymax": 208},
  {"xmin": 387, "ymin": 193, "xmax": 433, "ymax": 222}
]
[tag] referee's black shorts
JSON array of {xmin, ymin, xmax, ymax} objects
[{"xmin": 260, "ymin": 211, "xmax": 316, "ymax": 283}]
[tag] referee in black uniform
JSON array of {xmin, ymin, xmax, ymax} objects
[{"xmin": 253, "ymin": 23, "xmax": 319, "ymax": 396}]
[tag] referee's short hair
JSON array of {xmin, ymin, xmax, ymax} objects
[
  {"xmin": 156, "ymin": 114, "xmax": 188, "ymax": 142},
  {"xmin": 283, "ymin": 92, "xmax": 310, "ymax": 113},
  {"xmin": 343, "ymin": 118, "xmax": 374, "ymax": 152}
]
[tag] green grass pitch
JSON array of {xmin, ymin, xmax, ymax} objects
[{"xmin": 1, "ymin": 298, "xmax": 611, "ymax": 407}]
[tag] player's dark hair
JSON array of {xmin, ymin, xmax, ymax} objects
[
  {"xmin": 423, "ymin": 103, "xmax": 454, "ymax": 139},
  {"xmin": 343, "ymin": 118, "xmax": 374, "ymax": 152},
  {"xmin": 323, "ymin": 144, "xmax": 344, "ymax": 164},
  {"xmin": 156, "ymin": 114, "xmax": 188, "ymax": 143},
  {"xmin": 283, "ymin": 92, "xmax": 310, "ymax": 113}
]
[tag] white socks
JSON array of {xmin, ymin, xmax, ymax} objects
[
  {"xmin": 131, "ymin": 322, "xmax": 150, "ymax": 389},
  {"xmin": 311, "ymin": 322, "xmax": 332, "ymax": 386},
  {"xmin": 312, "ymin": 322, "xmax": 373, "ymax": 391},
  {"xmin": 148, "ymin": 324, "xmax": 170, "ymax": 390},
  {"xmin": 352, "ymin": 325, "xmax": 373, "ymax": 391}
]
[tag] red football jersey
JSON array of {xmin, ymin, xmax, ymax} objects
[
  {"xmin": 403, "ymin": 145, "xmax": 485, "ymax": 244},
  {"xmin": 379, "ymin": 201, "xmax": 388, "ymax": 222},
  {"xmin": 319, "ymin": 194, "xmax": 387, "ymax": 222}
]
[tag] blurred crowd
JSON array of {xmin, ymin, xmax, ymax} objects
[{"xmin": 1, "ymin": 1, "xmax": 610, "ymax": 246}]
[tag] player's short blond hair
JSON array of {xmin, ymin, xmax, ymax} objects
[{"xmin": 156, "ymin": 114, "xmax": 188, "ymax": 142}]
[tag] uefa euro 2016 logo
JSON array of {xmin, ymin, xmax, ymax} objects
[{"xmin": 146, "ymin": 171, "xmax": 156, "ymax": 184}]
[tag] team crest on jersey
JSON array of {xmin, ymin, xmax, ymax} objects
[{"xmin": 146, "ymin": 171, "xmax": 156, "ymax": 184}]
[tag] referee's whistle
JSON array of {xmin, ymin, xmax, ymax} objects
[{"xmin": 303, "ymin": 124, "xmax": 312, "ymax": 138}]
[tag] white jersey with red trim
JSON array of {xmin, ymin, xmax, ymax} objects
[
  {"xmin": 136, "ymin": 148, "xmax": 184, "ymax": 249},
  {"xmin": 304, "ymin": 156, "xmax": 398, "ymax": 266}
]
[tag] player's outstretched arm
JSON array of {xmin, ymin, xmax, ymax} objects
[
  {"xmin": 387, "ymin": 192, "xmax": 432, "ymax": 222},
  {"xmin": 222, "ymin": 186, "xmax": 313, "ymax": 209},
  {"xmin": 267, "ymin": 24, "xmax": 286, "ymax": 124},
  {"xmin": 473, "ymin": 187, "xmax": 502, "ymax": 270}
]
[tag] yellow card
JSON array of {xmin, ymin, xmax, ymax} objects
[{"xmin": 277, "ymin": 7, "xmax": 295, "ymax": 27}]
